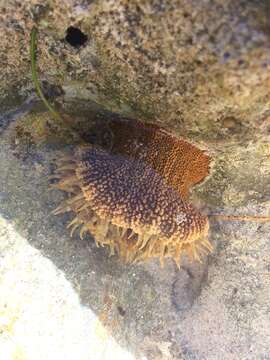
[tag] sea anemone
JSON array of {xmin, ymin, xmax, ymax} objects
[{"xmin": 51, "ymin": 144, "xmax": 211, "ymax": 267}]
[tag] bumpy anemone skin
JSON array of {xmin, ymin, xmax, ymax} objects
[{"xmin": 52, "ymin": 145, "xmax": 211, "ymax": 266}]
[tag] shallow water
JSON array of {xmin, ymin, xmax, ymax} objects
[{"xmin": 0, "ymin": 97, "xmax": 212, "ymax": 360}]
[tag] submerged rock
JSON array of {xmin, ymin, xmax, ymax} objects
[{"xmin": 0, "ymin": 0, "xmax": 270, "ymax": 144}]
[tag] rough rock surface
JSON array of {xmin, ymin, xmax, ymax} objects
[
  {"xmin": 0, "ymin": 1, "xmax": 270, "ymax": 359},
  {"xmin": 1, "ymin": 0, "xmax": 270, "ymax": 143}
]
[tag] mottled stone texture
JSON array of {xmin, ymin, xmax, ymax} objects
[
  {"xmin": 1, "ymin": 1, "xmax": 270, "ymax": 360},
  {"xmin": 1, "ymin": 0, "xmax": 270, "ymax": 142}
]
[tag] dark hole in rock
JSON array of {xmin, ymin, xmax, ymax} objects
[
  {"xmin": 65, "ymin": 26, "xmax": 88, "ymax": 47},
  {"xmin": 117, "ymin": 305, "xmax": 126, "ymax": 317}
]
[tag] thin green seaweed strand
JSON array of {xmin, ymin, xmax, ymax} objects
[
  {"xmin": 30, "ymin": 27, "xmax": 82, "ymax": 142},
  {"xmin": 30, "ymin": 27, "xmax": 64, "ymax": 122}
]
